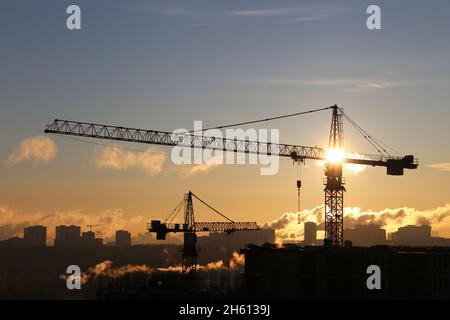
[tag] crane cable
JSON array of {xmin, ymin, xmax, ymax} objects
[
  {"xmin": 297, "ymin": 161, "xmax": 301, "ymax": 214},
  {"xmin": 338, "ymin": 108, "xmax": 401, "ymax": 157},
  {"xmin": 54, "ymin": 106, "xmax": 332, "ymax": 157},
  {"xmin": 190, "ymin": 192, "xmax": 235, "ymax": 223},
  {"xmin": 188, "ymin": 106, "xmax": 332, "ymax": 133},
  {"xmin": 163, "ymin": 198, "xmax": 185, "ymax": 223},
  {"xmin": 342, "ymin": 113, "xmax": 388, "ymax": 156}
]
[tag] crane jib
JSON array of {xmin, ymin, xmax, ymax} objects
[{"xmin": 44, "ymin": 119, "xmax": 418, "ymax": 175}]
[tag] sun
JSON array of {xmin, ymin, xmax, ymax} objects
[{"xmin": 325, "ymin": 148, "xmax": 344, "ymax": 164}]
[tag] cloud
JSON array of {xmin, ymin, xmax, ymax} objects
[
  {"xmin": 428, "ymin": 163, "xmax": 450, "ymax": 172},
  {"xmin": 8, "ymin": 136, "xmax": 56, "ymax": 165},
  {"xmin": 158, "ymin": 4, "xmax": 346, "ymax": 22},
  {"xmin": 231, "ymin": 4, "xmax": 346, "ymax": 21},
  {"xmin": 231, "ymin": 8, "xmax": 296, "ymax": 17},
  {"xmin": 93, "ymin": 146, "xmax": 222, "ymax": 177},
  {"xmin": 174, "ymin": 162, "xmax": 221, "ymax": 177},
  {"xmin": 94, "ymin": 146, "xmax": 166, "ymax": 174},
  {"xmin": 291, "ymin": 17, "xmax": 318, "ymax": 22},
  {"xmin": 264, "ymin": 204, "xmax": 450, "ymax": 242},
  {"xmin": 0, "ymin": 206, "xmax": 146, "ymax": 241},
  {"xmin": 263, "ymin": 206, "xmax": 323, "ymax": 242},
  {"xmin": 254, "ymin": 78, "xmax": 402, "ymax": 92}
]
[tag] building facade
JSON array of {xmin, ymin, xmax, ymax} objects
[
  {"xmin": 23, "ymin": 225, "xmax": 47, "ymax": 247},
  {"xmin": 115, "ymin": 230, "xmax": 132, "ymax": 247}
]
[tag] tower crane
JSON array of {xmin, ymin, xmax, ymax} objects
[
  {"xmin": 148, "ymin": 190, "xmax": 259, "ymax": 274},
  {"xmin": 86, "ymin": 224, "xmax": 99, "ymax": 232},
  {"xmin": 44, "ymin": 104, "xmax": 418, "ymax": 247}
]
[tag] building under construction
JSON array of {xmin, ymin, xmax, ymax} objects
[{"xmin": 241, "ymin": 244, "xmax": 450, "ymax": 299}]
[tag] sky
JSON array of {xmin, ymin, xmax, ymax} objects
[{"xmin": 1, "ymin": 0, "xmax": 450, "ymax": 241}]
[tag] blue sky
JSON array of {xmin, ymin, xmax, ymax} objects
[{"xmin": 1, "ymin": 0, "xmax": 450, "ymax": 238}]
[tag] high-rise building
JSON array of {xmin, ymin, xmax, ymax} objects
[
  {"xmin": 0, "ymin": 237, "xmax": 24, "ymax": 247},
  {"xmin": 115, "ymin": 230, "xmax": 132, "ymax": 247},
  {"xmin": 81, "ymin": 231, "xmax": 98, "ymax": 247},
  {"xmin": 390, "ymin": 225, "xmax": 432, "ymax": 246},
  {"xmin": 304, "ymin": 222, "xmax": 317, "ymax": 245},
  {"xmin": 54, "ymin": 225, "xmax": 81, "ymax": 247},
  {"xmin": 23, "ymin": 225, "xmax": 47, "ymax": 247},
  {"xmin": 344, "ymin": 224, "xmax": 387, "ymax": 246}
]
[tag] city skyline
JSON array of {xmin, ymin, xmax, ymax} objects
[{"xmin": 3, "ymin": 219, "xmax": 449, "ymax": 248}]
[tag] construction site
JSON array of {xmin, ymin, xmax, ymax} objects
[
  {"xmin": 29, "ymin": 104, "xmax": 442, "ymax": 300},
  {"xmin": 3, "ymin": 1, "xmax": 450, "ymax": 306}
]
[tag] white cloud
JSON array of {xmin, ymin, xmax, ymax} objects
[
  {"xmin": 158, "ymin": 4, "xmax": 346, "ymax": 22},
  {"xmin": 93, "ymin": 146, "xmax": 223, "ymax": 177},
  {"xmin": 175, "ymin": 162, "xmax": 221, "ymax": 177},
  {"xmin": 231, "ymin": 4, "xmax": 345, "ymax": 21},
  {"xmin": 264, "ymin": 204, "xmax": 450, "ymax": 242},
  {"xmin": 231, "ymin": 8, "xmax": 294, "ymax": 17},
  {"xmin": 0, "ymin": 205, "xmax": 146, "ymax": 241},
  {"xmin": 254, "ymin": 78, "xmax": 402, "ymax": 91},
  {"xmin": 8, "ymin": 136, "xmax": 56, "ymax": 165},
  {"xmin": 428, "ymin": 163, "xmax": 450, "ymax": 172},
  {"xmin": 94, "ymin": 146, "xmax": 166, "ymax": 174}
]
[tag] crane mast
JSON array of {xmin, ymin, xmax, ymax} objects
[
  {"xmin": 182, "ymin": 191, "xmax": 197, "ymax": 274},
  {"xmin": 324, "ymin": 105, "xmax": 345, "ymax": 246}
]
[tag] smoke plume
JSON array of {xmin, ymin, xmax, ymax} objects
[
  {"xmin": 60, "ymin": 260, "xmax": 152, "ymax": 285},
  {"xmin": 157, "ymin": 251, "xmax": 245, "ymax": 273},
  {"xmin": 62, "ymin": 252, "xmax": 245, "ymax": 284}
]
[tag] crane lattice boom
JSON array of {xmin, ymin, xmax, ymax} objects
[{"xmin": 44, "ymin": 119, "xmax": 417, "ymax": 173}]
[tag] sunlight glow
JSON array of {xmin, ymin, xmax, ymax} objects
[
  {"xmin": 344, "ymin": 153, "xmax": 366, "ymax": 174},
  {"xmin": 325, "ymin": 148, "xmax": 344, "ymax": 164},
  {"xmin": 345, "ymin": 163, "xmax": 365, "ymax": 174}
]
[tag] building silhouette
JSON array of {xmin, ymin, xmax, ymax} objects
[
  {"xmin": 23, "ymin": 225, "xmax": 46, "ymax": 247},
  {"xmin": 242, "ymin": 244, "xmax": 450, "ymax": 299},
  {"xmin": 54, "ymin": 225, "xmax": 81, "ymax": 247},
  {"xmin": 0, "ymin": 237, "xmax": 24, "ymax": 247},
  {"xmin": 197, "ymin": 228, "xmax": 275, "ymax": 251},
  {"xmin": 390, "ymin": 225, "xmax": 431, "ymax": 246},
  {"xmin": 115, "ymin": 230, "xmax": 131, "ymax": 247},
  {"xmin": 81, "ymin": 231, "xmax": 103, "ymax": 247},
  {"xmin": 304, "ymin": 222, "xmax": 317, "ymax": 245},
  {"xmin": 344, "ymin": 224, "xmax": 387, "ymax": 246}
]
